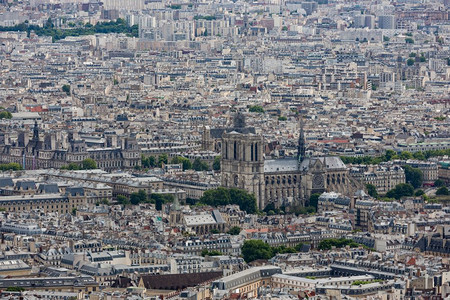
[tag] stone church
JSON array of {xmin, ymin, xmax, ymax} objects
[{"xmin": 216, "ymin": 113, "xmax": 362, "ymax": 210}]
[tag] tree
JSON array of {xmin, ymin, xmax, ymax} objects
[
  {"xmin": 117, "ymin": 195, "xmax": 130, "ymax": 205},
  {"xmin": 213, "ymin": 156, "xmax": 221, "ymax": 171},
  {"xmin": 0, "ymin": 111, "xmax": 12, "ymax": 119},
  {"xmin": 193, "ymin": 158, "xmax": 209, "ymax": 171},
  {"xmin": 241, "ymin": 240, "xmax": 274, "ymax": 263},
  {"xmin": 413, "ymin": 151, "xmax": 425, "ymax": 160},
  {"xmin": 399, "ymin": 151, "xmax": 413, "ymax": 160},
  {"xmin": 407, "ymin": 58, "xmax": 415, "ymax": 66},
  {"xmin": 405, "ymin": 38, "xmax": 414, "ymax": 44},
  {"xmin": 171, "ymin": 156, "xmax": 192, "ymax": 170},
  {"xmin": 434, "ymin": 179, "xmax": 445, "ymax": 187},
  {"xmin": 130, "ymin": 189, "xmax": 148, "ymax": 205},
  {"xmin": 200, "ymin": 187, "xmax": 257, "ymax": 214},
  {"xmin": 81, "ymin": 158, "xmax": 97, "ymax": 170},
  {"xmin": 404, "ymin": 165, "xmax": 423, "ymax": 188},
  {"xmin": 415, "ymin": 189, "xmax": 425, "ymax": 196},
  {"xmin": 386, "ymin": 183, "xmax": 414, "ymax": 200},
  {"xmin": 436, "ymin": 186, "xmax": 449, "ymax": 196},
  {"xmin": 295, "ymin": 242, "xmax": 305, "ymax": 252},
  {"xmin": 62, "ymin": 84, "xmax": 70, "ymax": 95},
  {"xmin": 278, "ymin": 116, "xmax": 287, "ymax": 121},
  {"xmin": 228, "ymin": 226, "xmax": 241, "ymax": 235},
  {"xmin": 309, "ymin": 193, "xmax": 321, "ymax": 210},
  {"xmin": 248, "ymin": 105, "xmax": 264, "ymax": 113},
  {"xmin": 318, "ymin": 238, "xmax": 360, "ymax": 250},
  {"xmin": 0, "ymin": 163, "xmax": 22, "ymax": 171},
  {"xmin": 366, "ymin": 184, "xmax": 378, "ymax": 198},
  {"xmin": 201, "ymin": 249, "xmax": 222, "ymax": 256},
  {"xmin": 150, "ymin": 193, "xmax": 174, "ymax": 210},
  {"xmin": 158, "ymin": 154, "xmax": 168, "ymax": 167}
]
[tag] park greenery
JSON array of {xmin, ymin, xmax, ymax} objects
[
  {"xmin": 340, "ymin": 149, "xmax": 450, "ymax": 166},
  {"xmin": 0, "ymin": 18, "xmax": 138, "ymax": 42},
  {"xmin": 436, "ymin": 186, "xmax": 449, "ymax": 196},
  {"xmin": 366, "ymin": 184, "xmax": 378, "ymax": 198},
  {"xmin": 228, "ymin": 226, "xmax": 241, "ymax": 235},
  {"xmin": 352, "ymin": 279, "xmax": 382, "ymax": 286},
  {"xmin": 0, "ymin": 110, "xmax": 12, "ymax": 119},
  {"xmin": 385, "ymin": 183, "xmax": 414, "ymax": 200},
  {"xmin": 199, "ymin": 187, "xmax": 257, "ymax": 214},
  {"xmin": 61, "ymin": 158, "xmax": 97, "ymax": 170},
  {"xmin": 318, "ymin": 238, "xmax": 363, "ymax": 250},
  {"xmin": 248, "ymin": 105, "xmax": 265, "ymax": 113},
  {"xmin": 201, "ymin": 249, "xmax": 222, "ymax": 256},
  {"xmin": 213, "ymin": 156, "xmax": 221, "ymax": 171},
  {"xmin": 241, "ymin": 239, "xmax": 306, "ymax": 263},
  {"xmin": 0, "ymin": 162, "xmax": 22, "ymax": 171}
]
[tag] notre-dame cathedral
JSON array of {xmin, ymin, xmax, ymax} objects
[{"xmin": 205, "ymin": 113, "xmax": 362, "ymax": 210}]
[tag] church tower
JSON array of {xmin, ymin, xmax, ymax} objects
[{"xmin": 221, "ymin": 113, "xmax": 266, "ymax": 209}]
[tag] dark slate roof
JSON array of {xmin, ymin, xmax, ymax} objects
[
  {"xmin": 0, "ymin": 178, "xmax": 13, "ymax": 188},
  {"xmin": 38, "ymin": 183, "xmax": 59, "ymax": 194},
  {"xmin": 16, "ymin": 181, "xmax": 36, "ymax": 190},
  {"xmin": 66, "ymin": 187, "xmax": 85, "ymax": 196},
  {"xmin": 140, "ymin": 271, "xmax": 223, "ymax": 290}
]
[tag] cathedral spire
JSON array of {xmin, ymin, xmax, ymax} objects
[
  {"xmin": 297, "ymin": 116, "xmax": 306, "ymax": 163},
  {"xmin": 32, "ymin": 120, "xmax": 39, "ymax": 142}
]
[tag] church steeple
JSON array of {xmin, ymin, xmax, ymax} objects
[
  {"xmin": 32, "ymin": 120, "xmax": 39, "ymax": 142},
  {"xmin": 297, "ymin": 116, "xmax": 306, "ymax": 163}
]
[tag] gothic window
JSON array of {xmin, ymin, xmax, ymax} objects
[
  {"xmin": 288, "ymin": 176, "xmax": 292, "ymax": 184},
  {"xmin": 271, "ymin": 177, "xmax": 275, "ymax": 185},
  {"xmin": 255, "ymin": 143, "xmax": 258, "ymax": 161},
  {"xmin": 234, "ymin": 141, "xmax": 237, "ymax": 160},
  {"xmin": 251, "ymin": 144, "xmax": 254, "ymax": 161},
  {"xmin": 243, "ymin": 144, "xmax": 246, "ymax": 161},
  {"xmin": 225, "ymin": 142, "xmax": 228, "ymax": 159},
  {"xmin": 277, "ymin": 176, "xmax": 280, "ymax": 184},
  {"xmin": 282, "ymin": 176, "xmax": 286, "ymax": 185}
]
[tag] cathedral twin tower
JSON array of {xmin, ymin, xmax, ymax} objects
[{"xmin": 219, "ymin": 113, "xmax": 356, "ymax": 210}]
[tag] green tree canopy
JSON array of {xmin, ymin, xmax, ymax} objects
[
  {"xmin": 200, "ymin": 187, "xmax": 257, "ymax": 214},
  {"xmin": 309, "ymin": 193, "xmax": 321, "ymax": 210},
  {"xmin": 171, "ymin": 156, "xmax": 192, "ymax": 170},
  {"xmin": 0, "ymin": 163, "xmax": 22, "ymax": 171},
  {"xmin": 228, "ymin": 226, "xmax": 241, "ymax": 235},
  {"xmin": 386, "ymin": 183, "xmax": 414, "ymax": 200},
  {"xmin": 213, "ymin": 156, "xmax": 221, "ymax": 171},
  {"xmin": 241, "ymin": 240, "xmax": 273, "ymax": 263},
  {"xmin": 0, "ymin": 110, "xmax": 12, "ymax": 119},
  {"xmin": 62, "ymin": 84, "xmax": 70, "ymax": 95},
  {"xmin": 150, "ymin": 193, "xmax": 174, "ymax": 210},
  {"xmin": 116, "ymin": 195, "xmax": 130, "ymax": 205},
  {"xmin": 436, "ymin": 186, "xmax": 449, "ymax": 196},
  {"xmin": 318, "ymin": 238, "xmax": 360, "ymax": 250},
  {"xmin": 193, "ymin": 158, "xmax": 209, "ymax": 171},
  {"xmin": 82, "ymin": 158, "xmax": 97, "ymax": 170},
  {"xmin": 158, "ymin": 154, "xmax": 168, "ymax": 167},
  {"xmin": 366, "ymin": 184, "xmax": 378, "ymax": 198},
  {"xmin": 404, "ymin": 165, "xmax": 423, "ymax": 188},
  {"xmin": 248, "ymin": 105, "xmax": 264, "ymax": 113},
  {"xmin": 130, "ymin": 189, "xmax": 148, "ymax": 205},
  {"xmin": 434, "ymin": 179, "xmax": 445, "ymax": 187}
]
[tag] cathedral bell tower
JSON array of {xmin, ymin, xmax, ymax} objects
[{"xmin": 221, "ymin": 113, "xmax": 266, "ymax": 209}]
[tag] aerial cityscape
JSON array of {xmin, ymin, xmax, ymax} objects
[{"xmin": 0, "ymin": 0, "xmax": 449, "ymax": 298}]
